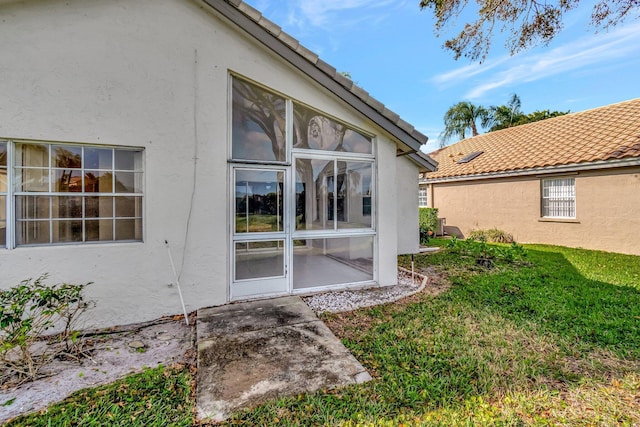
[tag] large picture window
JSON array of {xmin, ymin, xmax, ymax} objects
[
  {"xmin": 232, "ymin": 78, "xmax": 286, "ymax": 162},
  {"xmin": 295, "ymin": 158, "xmax": 373, "ymax": 231},
  {"xmin": 292, "ymin": 103, "xmax": 372, "ymax": 154},
  {"xmin": 230, "ymin": 75, "xmax": 376, "ymax": 295},
  {"xmin": 542, "ymin": 177, "xmax": 575, "ymax": 219},
  {"xmin": 0, "ymin": 140, "xmax": 143, "ymax": 247}
]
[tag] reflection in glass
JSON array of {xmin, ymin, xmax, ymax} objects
[
  {"xmin": 0, "ymin": 195, "xmax": 5, "ymax": 248},
  {"xmin": 52, "ymin": 145, "xmax": 82, "ymax": 168},
  {"xmin": 17, "ymin": 144, "xmax": 48, "ymax": 167},
  {"xmin": 53, "ymin": 169, "xmax": 83, "ymax": 192},
  {"xmin": 85, "ymin": 196, "xmax": 114, "ymax": 218},
  {"xmin": 296, "ymin": 159, "xmax": 373, "ymax": 230},
  {"xmin": 293, "ymin": 236, "xmax": 373, "ymax": 289},
  {"xmin": 0, "ymin": 167, "xmax": 6, "ymax": 193},
  {"xmin": 84, "ymin": 171, "xmax": 113, "ymax": 192},
  {"xmin": 16, "ymin": 196, "xmax": 50, "ymax": 219},
  {"xmin": 235, "ymin": 240, "xmax": 284, "ymax": 280},
  {"xmin": 52, "ymin": 196, "xmax": 83, "ymax": 219},
  {"xmin": 0, "ymin": 142, "xmax": 6, "ymax": 195},
  {"xmin": 52, "ymin": 220, "xmax": 83, "ymax": 243},
  {"xmin": 293, "ymin": 103, "xmax": 372, "ymax": 154},
  {"xmin": 18, "ymin": 168, "xmax": 49, "ymax": 192},
  {"xmin": 11, "ymin": 143, "xmax": 143, "ymax": 245},
  {"xmin": 115, "ymin": 197, "xmax": 142, "ymax": 218},
  {"xmin": 86, "ymin": 219, "xmax": 114, "ymax": 241},
  {"xmin": 115, "ymin": 218, "xmax": 142, "ymax": 240},
  {"xmin": 17, "ymin": 220, "xmax": 50, "ymax": 245},
  {"xmin": 235, "ymin": 170, "xmax": 284, "ymax": 233},
  {"xmin": 84, "ymin": 147, "xmax": 112, "ymax": 169},
  {"xmin": 114, "ymin": 150, "xmax": 142, "ymax": 171},
  {"xmin": 0, "ymin": 142, "xmax": 6, "ymax": 167},
  {"xmin": 337, "ymin": 162, "xmax": 373, "ymax": 229},
  {"xmin": 295, "ymin": 158, "xmax": 334, "ymax": 231},
  {"xmin": 232, "ymin": 78, "xmax": 286, "ymax": 162},
  {"xmin": 114, "ymin": 172, "xmax": 142, "ymax": 193}
]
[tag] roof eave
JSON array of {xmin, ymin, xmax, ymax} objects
[
  {"xmin": 421, "ymin": 156, "xmax": 640, "ymax": 183},
  {"xmin": 407, "ymin": 151, "xmax": 438, "ymax": 172}
]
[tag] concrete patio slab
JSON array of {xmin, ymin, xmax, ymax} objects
[{"xmin": 196, "ymin": 296, "xmax": 371, "ymax": 422}]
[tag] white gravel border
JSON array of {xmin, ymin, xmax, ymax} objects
[{"xmin": 303, "ymin": 267, "xmax": 428, "ymax": 314}]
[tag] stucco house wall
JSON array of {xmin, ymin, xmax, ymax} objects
[
  {"xmin": 396, "ymin": 157, "xmax": 420, "ymax": 255},
  {"xmin": 429, "ymin": 166, "xmax": 640, "ymax": 255},
  {"xmin": 0, "ymin": 0, "xmax": 430, "ymax": 327}
]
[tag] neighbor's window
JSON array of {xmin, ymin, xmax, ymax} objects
[
  {"xmin": 541, "ymin": 177, "xmax": 575, "ymax": 218},
  {"xmin": 418, "ymin": 186, "xmax": 428, "ymax": 207},
  {"xmin": 0, "ymin": 142, "xmax": 7, "ymax": 248},
  {"xmin": 14, "ymin": 143, "xmax": 143, "ymax": 245}
]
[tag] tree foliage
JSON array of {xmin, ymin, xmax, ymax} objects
[
  {"xmin": 440, "ymin": 101, "xmax": 490, "ymax": 145},
  {"xmin": 441, "ymin": 94, "xmax": 569, "ymax": 144},
  {"xmin": 487, "ymin": 94, "xmax": 569, "ymax": 131},
  {"xmin": 419, "ymin": 0, "xmax": 640, "ymax": 61}
]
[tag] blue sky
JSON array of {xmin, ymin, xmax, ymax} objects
[{"xmin": 243, "ymin": 0, "xmax": 640, "ymax": 153}]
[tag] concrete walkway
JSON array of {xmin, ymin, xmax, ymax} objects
[{"xmin": 196, "ymin": 296, "xmax": 372, "ymax": 422}]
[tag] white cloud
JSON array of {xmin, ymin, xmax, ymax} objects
[
  {"xmin": 291, "ymin": 0, "xmax": 401, "ymax": 28},
  {"xmin": 431, "ymin": 21, "xmax": 640, "ymax": 99}
]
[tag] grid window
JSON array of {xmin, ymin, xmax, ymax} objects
[
  {"xmin": 418, "ymin": 186, "xmax": 428, "ymax": 207},
  {"xmin": 542, "ymin": 178, "xmax": 575, "ymax": 218},
  {"xmin": 13, "ymin": 142, "xmax": 143, "ymax": 245}
]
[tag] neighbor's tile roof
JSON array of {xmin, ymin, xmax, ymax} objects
[
  {"xmin": 202, "ymin": 0, "xmax": 436, "ymax": 170},
  {"xmin": 424, "ymin": 98, "xmax": 640, "ymax": 180}
]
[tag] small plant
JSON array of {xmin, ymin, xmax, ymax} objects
[
  {"xmin": 468, "ymin": 228, "xmax": 514, "ymax": 243},
  {"xmin": 446, "ymin": 236, "xmax": 527, "ymax": 268},
  {"xmin": 419, "ymin": 207, "xmax": 439, "ymax": 245},
  {"xmin": 0, "ymin": 275, "xmax": 94, "ymax": 384}
]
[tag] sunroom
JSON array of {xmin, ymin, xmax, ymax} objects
[{"xmin": 231, "ymin": 76, "xmax": 377, "ymax": 299}]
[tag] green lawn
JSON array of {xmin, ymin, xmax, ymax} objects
[{"xmin": 7, "ymin": 243, "xmax": 640, "ymax": 426}]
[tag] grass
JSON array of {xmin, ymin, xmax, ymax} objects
[
  {"xmin": 7, "ymin": 242, "xmax": 640, "ymax": 426},
  {"xmin": 5, "ymin": 364, "xmax": 194, "ymax": 426}
]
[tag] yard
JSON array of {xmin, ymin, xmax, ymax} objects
[{"xmin": 6, "ymin": 241, "xmax": 640, "ymax": 426}]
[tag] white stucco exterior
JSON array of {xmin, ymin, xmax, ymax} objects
[{"xmin": 0, "ymin": 0, "xmax": 425, "ymax": 327}]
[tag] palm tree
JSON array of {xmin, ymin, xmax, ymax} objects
[
  {"xmin": 440, "ymin": 101, "xmax": 490, "ymax": 147},
  {"xmin": 487, "ymin": 93, "xmax": 524, "ymax": 131}
]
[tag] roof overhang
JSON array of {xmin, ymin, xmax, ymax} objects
[
  {"xmin": 421, "ymin": 156, "xmax": 640, "ymax": 184},
  {"xmin": 201, "ymin": 0, "xmax": 436, "ymax": 171}
]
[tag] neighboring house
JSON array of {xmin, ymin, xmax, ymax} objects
[
  {"xmin": 420, "ymin": 99, "xmax": 640, "ymax": 256},
  {"xmin": 0, "ymin": 0, "xmax": 436, "ymax": 328}
]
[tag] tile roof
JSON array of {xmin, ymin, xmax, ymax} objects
[
  {"xmin": 203, "ymin": 0, "xmax": 436, "ymax": 171},
  {"xmin": 423, "ymin": 98, "xmax": 640, "ymax": 180}
]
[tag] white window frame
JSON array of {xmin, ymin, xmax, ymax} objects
[
  {"xmin": 229, "ymin": 74, "xmax": 378, "ymax": 296},
  {"xmin": 0, "ymin": 141, "xmax": 8, "ymax": 249},
  {"xmin": 1, "ymin": 139, "xmax": 144, "ymax": 248},
  {"xmin": 541, "ymin": 177, "xmax": 576, "ymax": 219}
]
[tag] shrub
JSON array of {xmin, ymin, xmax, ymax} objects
[
  {"xmin": 468, "ymin": 228, "xmax": 514, "ymax": 243},
  {"xmin": 0, "ymin": 275, "xmax": 94, "ymax": 384},
  {"xmin": 419, "ymin": 207, "xmax": 439, "ymax": 245},
  {"xmin": 446, "ymin": 236, "xmax": 527, "ymax": 268}
]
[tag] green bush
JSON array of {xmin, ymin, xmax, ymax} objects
[
  {"xmin": 419, "ymin": 207, "xmax": 438, "ymax": 245},
  {"xmin": 0, "ymin": 275, "xmax": 94, "ymax": 384},
  {"xmin": 446, "ymin": 236, "xmax": 527, "ymax": 268},
  {"xmin": 468, "ymin": 228, "xmax": 514, "ymax": 243}
]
